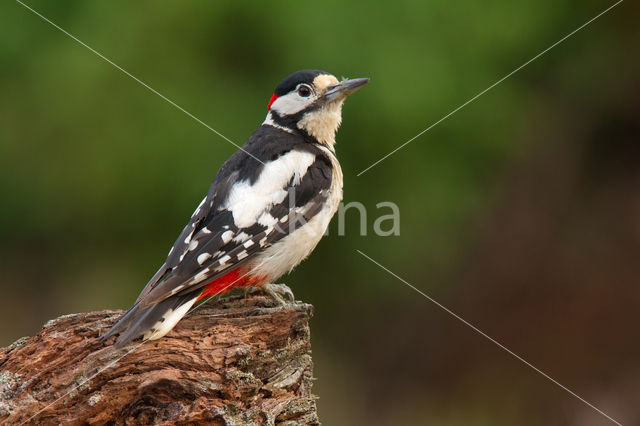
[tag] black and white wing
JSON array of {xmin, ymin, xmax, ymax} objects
[{"xmin": 103, "ymin": 127, "xmax": 334, "ymax": 346}]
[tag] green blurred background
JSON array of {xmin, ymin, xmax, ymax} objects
[{"xmin": 1, "ymin": 1, "xmax": 638, "ymax": 424}]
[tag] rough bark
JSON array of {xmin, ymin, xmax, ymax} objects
[{"xmin": 0, "ymin": 288, "xmax": 318, "ymax": 425}]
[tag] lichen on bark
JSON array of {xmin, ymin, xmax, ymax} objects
[{"xmin": 0, "ymin": 288, "xmax": 319, "ymax": 425}]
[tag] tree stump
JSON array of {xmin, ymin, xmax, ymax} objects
[{"xmin": 0, "ymin": 288, "xmax": 319, "ymax": 425}]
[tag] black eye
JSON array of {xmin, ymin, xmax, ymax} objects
[{"xmin": 297, "ymin": 85, "xmax": 312, "ymax": 97}]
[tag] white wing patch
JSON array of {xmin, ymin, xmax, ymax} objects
[
  {"xmin": 258, "ymin": 212, "xmax": 278, "ymax": 227},
  {"xmin": 197, "ymin": 252, "xmax": 212, "ymax": 265},
  {"xmin": 191, "ymin": 268, "xmax": 210, "ymax": 284},
  {"xmin": 237, "ymin": 251, "xmax": 249, "ymax": 260},
  {"xmin": 221, "ymin": 230, "xmax": 234, "ymax": 244},
  {"xmin": 222, "ymin": 150, "xmax": 315, "ymax": 228},
  {"xmin": 233, "ymin": 232, "xmax": 250, "ymax": 243}
]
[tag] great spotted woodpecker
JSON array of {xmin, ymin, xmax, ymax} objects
[{"xmin": 102, "ymin": 70, "xmax": 368, "ymax": 347}]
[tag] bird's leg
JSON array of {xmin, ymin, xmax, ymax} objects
[
  {"xmin": 246, "ymin": 283, "xmax": 295, "ymax": 306},
  {"xmin": 263, "ymin": 283, "xmax": 295, "ymax": 305}
]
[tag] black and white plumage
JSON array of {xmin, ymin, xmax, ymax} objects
[{"xmin": 102, "ymin": 69, "xmax": 368, "ymax": 347}]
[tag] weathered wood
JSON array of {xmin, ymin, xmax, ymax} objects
[{"xmin": 0, "ymin": 289, "xmax": 318, "ymax": 425}]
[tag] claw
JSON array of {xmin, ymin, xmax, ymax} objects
[{"xmin": 248, "ymin": 283, "xmax": 295, "ymax": 306}]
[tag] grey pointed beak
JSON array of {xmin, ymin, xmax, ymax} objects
[{"xmin": 324, "ymin": 77, "xmax": 370, "ymax": 101}]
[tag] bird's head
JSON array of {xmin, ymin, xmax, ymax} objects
[{"xmin": 264, "ymin": 69, "xmax": 369, "ymax": 148}]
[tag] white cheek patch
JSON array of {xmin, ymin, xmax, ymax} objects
[{"xmin": 270, "ymin": 91, "xmax": 313, "ymax": 116}]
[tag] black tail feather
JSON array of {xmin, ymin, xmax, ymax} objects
[{"xmin": 101, "ymin": 291, "xmax": 200, "ymax": 348}]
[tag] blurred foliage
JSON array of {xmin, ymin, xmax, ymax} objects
[{"xmin": 1, "ymin": 1, "xmax": 639, "ymax": 424}]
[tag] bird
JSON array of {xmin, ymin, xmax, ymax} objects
[{"xmin": 102, "ymin": 69, "xmax": 369, "ymax": 347}]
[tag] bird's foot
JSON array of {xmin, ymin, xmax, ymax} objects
[{"xmin": 246, "ymin": 283, "xmax": 295, "ymax": 306}]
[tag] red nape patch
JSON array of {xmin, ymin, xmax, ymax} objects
[
  {"xmin": 267, "ymin": 93, "xmax": 279, "ymax": 110},
  {"xmin": 196, "ymin": 268, "xmax": 266, "ymax": 301}
]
